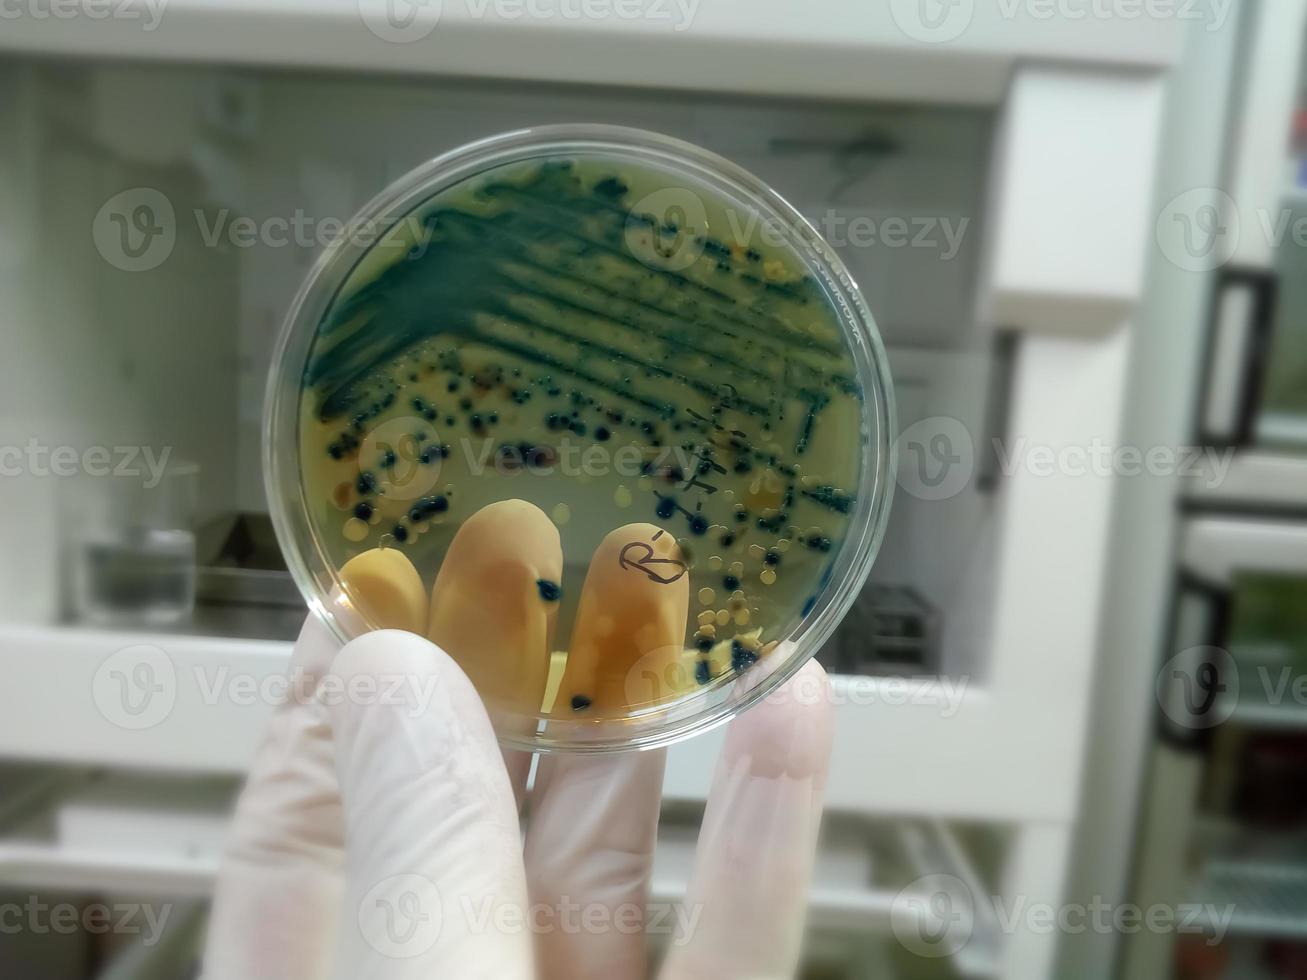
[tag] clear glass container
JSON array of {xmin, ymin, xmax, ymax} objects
[
  {"xmin": 64, "ymin": 461, "xmax": 199, "ymax": 627},
  {"xmin": 265, "ymin": 125, "xmax": 895, "ymax": 751}
]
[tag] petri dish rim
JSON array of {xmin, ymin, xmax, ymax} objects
[{"xmin": 264, "ymin": 123, "xmax": 897, "ymax": 753}]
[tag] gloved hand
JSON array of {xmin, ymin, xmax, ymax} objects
[{"xmin": 202, "ymin": 501, "xmax": 835, "ymax": 980}]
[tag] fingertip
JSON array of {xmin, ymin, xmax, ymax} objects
[
  {"xmin": 725, "ymin": 657, "xmax": 835, "ymax": 781},
  {"xmin": 557, "ymin": 521, "xmax": 690, "ymax": 713},
  {"xmin": 339, "ymin": 547, "xmax": 428, "ymax": 634},
  {"xmin": 427, "ymin": 498, "xmax": 563, "ymax": 716}
]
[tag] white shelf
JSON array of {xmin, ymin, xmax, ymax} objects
[
  {"xmin": 0, "ymin": 770, "xmax": 993, "ymax": 971},
  {"xmin": 1258, "ymin": 413, "xmax": 1307, "ymax": 448},
  {"xmin": 0, "ymin": 770, "xmax": 228, "ymax": 897},
  {"xmin": 0, "ymin": 2, "xmax": 1183, "ymax": 106},
  {"xmin": 1191, "ymin": 858, "xmax": 1307, "ymax": 941},
  {"xmin": 0, "ymin": 624, "xmax": 291, "ymax": 774},
  {"xmin": 1183, "ymin": 450, "xmax": 1307, "ymax": 513},
  {"xmin": 0, "ymin": 624, "xmax": 1080, "ymax": 820},
  {"xmin": 1181, "ymin": 515, "xmax": 1307, "ymax": 585},
  {"xmin": 1224, "ymin": 646, "xmax": 1307, "ymax": 731},
  {"xmin": 0, "ymin": 841, "xmax": 220, "ymax": 898},
  {"xmin": 1186, "ymin": 452, "xmax": 1307, "ymax": 514},
  {"xmin": 1227, "ymin": 695, "xmax": 1307, "ymax": 730}
]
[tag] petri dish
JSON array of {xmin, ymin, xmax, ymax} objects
[{"xmin": 265, "ymin": 125, "xmax": 895, "ymax": 752}]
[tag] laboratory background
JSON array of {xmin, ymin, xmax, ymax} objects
[{"xmin": 0, "ymin": 1, "xmax": 1305, "ymax": 977}]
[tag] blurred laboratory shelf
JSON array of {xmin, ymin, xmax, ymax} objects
[
  {"xmin": 0, "ymin": 623, "xmax": 1000, "ymax": 816},
  {"xmin": 97, "ymin": 903, "xmax": 206, "ymax": 980},
  {"xmin": 0, "ymin": 841, "xmax": 219, "ymax": 900},
  {"xmin": 0, "ymin": 0, "xmax": 1183, "ymax": 107},
  {"xmin": 0, "ymin": 766, "xmax": 1000, "ymax": 968},
  {"xmin": 0, "ymin": 625, "xmax": 290, "ymax": 773},
  {"xmin": 653, "ymin": 816, "xmax": 1003, "ymax": 975},
  {"xmin": 1190, "ymin": 851, "xmax": 1307, "ymax": 941},
  {"xmin": 1223, "ymin": 643, "xmax": 1307, "ymax": 731},
  {"xmin": 1185, "ymin": 823, "xmax": 1307, "ymax": 942},
  {"xmin": 1180, "ymin": 516, "xmax": 1307, "ymax": 584},
  {"xmin": 1181, "ymin": 451, "xmax": 1307, "ymax": 516},
  {"xmin": 0, "ymin": 769, "xmax": 228, "ymax": 897},
  {"xmin": 1226, "ymin": 697, "xmax": 1307, "ymax": 731}
]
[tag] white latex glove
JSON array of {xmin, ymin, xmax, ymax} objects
[{"xmin": 203, "ymin": 505, "xmax": 835, "ymax": 980}]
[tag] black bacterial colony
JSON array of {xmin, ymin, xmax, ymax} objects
[{"xmin": 299, "ymin": 155, "xmax": 863, "ymax": 715}]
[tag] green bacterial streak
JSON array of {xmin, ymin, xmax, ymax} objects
[{"xmin": 305, "ymin": 159, "xmax": 860, "ymax": 520}]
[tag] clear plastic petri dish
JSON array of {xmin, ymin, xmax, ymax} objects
[{"xmin": 265, "ymin": 124, "xmax": 895, "ymax": 752}]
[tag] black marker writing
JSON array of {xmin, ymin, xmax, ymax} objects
[{"xmin": 618, "ymin": 540, "xmax": 688, "ymax": 585}]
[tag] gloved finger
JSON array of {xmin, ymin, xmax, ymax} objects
[
  {"xmin": 327, "ymin": 629, "xmax": 534, "ymax": 979},
  {"xmin": 203, "ymin": 611, "xmax": 345, "ymax": 980},
  {"xmin": 203, "ymin": 555, "xmax": 428, "ymax": 980},
  {"xmin": 527, "ymin": 522, "xmax": 689, "ymax": 980},
  {"xmin": 427, "ymin": 499, "xmax": 563, "ymax": 807},
  {"xmin": 659, "ymin": 658, "xmax": 835, "ymax": 980},
  {"xmin": 336, "ymin": 547, "xmax": 430, "ymax": 636}
]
